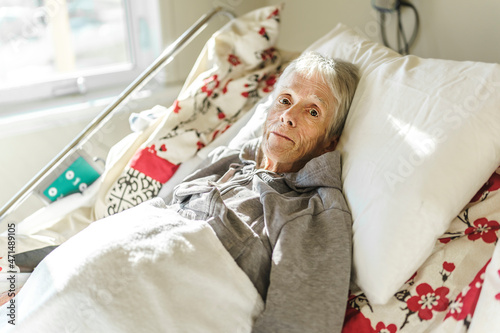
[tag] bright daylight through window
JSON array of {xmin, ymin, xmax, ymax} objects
[{"xmin": 0, "ymin": 0, "xmax": 159, "ymax": 115}]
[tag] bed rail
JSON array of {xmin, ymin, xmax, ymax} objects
[{"xmin": 0, "ymin": 7, "xmax": 235, "ymax": 221}]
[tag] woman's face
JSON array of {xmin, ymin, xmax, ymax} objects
[{"xmin": 261, "ymin": 71, "xmax": 338, "ymax": 173}]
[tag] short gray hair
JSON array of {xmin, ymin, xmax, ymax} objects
[{"xmin": 277, "ymin": 51, "xmax": 359, "ymax": 139}]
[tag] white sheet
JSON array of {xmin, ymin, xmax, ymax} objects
[{"xmin": 0, "ymin": 198, "xmax": 263, "ymax": 332}]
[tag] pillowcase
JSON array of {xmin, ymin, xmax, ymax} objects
[
  {"xmin": 306, "ymin": 24, "xmax": 500, "ymax": 304},
  {"xmin": 228, "ymin": 94, "xmax": 272, "ymax": 149}
]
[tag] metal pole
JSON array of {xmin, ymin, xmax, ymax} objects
[{"xmin": 0, "ymin": 7, "xmax": 235, "ymax": 220}]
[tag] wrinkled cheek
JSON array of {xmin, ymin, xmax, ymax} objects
[{"xmin": 264, "ymin": 138, "xmax": 286, "ymax": 155}]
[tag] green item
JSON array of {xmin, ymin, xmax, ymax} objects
[{"xmin": 43, "ymin": 156, "xmax": 101, "ymax": 202}]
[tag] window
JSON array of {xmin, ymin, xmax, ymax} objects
[{"xmin": 0, "ymin": 0, "xmax": 162, "ymax": 116}]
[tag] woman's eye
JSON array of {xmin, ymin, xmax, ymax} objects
[
  {"xmin": 309, "ymin": 109, "xmax": 319, "ymax": 117},
  {"xmin": 279, "ymin": 97, "xmax": 290, "ymax": 105}
]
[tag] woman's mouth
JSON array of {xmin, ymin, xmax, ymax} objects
[{"xmin": 271, "ymin": 131, "xmax": 294, "ymax": 142}]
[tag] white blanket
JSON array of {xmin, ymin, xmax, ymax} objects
[{"xmin": 0, "ymin": 199, "xmax": 263, "ymax": 332}]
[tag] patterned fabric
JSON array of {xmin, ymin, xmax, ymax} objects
[
  {"xmin": 343, "ymin": 167, "xmax": 500, "ymax": 333},
  {"xmin": 102, "ymin": 6, "xmax": 284, "ymax": 217},
  {"xmin": 467, "ymin": 181, "xmax": 500, "ymax": 332}
]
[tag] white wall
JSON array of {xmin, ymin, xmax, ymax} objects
[
  {"xmin": 158, "ymin": 0, "xmax": 267, "ymax": 83},
  {"xmin": 266, "ymin": 0, "xmax": 375, "ymax": 52},
  {"xmin": 411, "ymin": 0, "xmax": 500, "ymax": 63},
  {"xmin": 266, "ymin": 0, "xmax": 500, "ymax": 63}
]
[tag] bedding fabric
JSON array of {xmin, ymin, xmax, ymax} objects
[
  {"xmin": 95, "ymin": 5, "xmax": 285, "ymax": 218},
  {"xmin": 0, "ymin": 198, "xmax": 264, "ymax": 332},
  {"xmin": 469, "ymin": 186, "xmax": 500, "ymax": 333},
  {"xmin": 343, "ymin": 166, "xmax": 500, "ymax": 332}
]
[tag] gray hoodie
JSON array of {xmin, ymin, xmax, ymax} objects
[{"xmin": 170, "ymin": 138, "xmax": 352, "ymax": 333}]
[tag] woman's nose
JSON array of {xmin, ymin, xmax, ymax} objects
[{"xmin": 280, "ymin": 107, "xmax": 298, "ymax": 127}]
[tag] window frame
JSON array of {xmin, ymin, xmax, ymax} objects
[{"xmin": 0, "ymin": 0, "xmax": 163, "ymax": 116}]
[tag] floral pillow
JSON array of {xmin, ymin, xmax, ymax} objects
[
  {"xmin": 343, "ymin": 166, "xmax": 500, "ymax": 332},
  {"xmin": 97, "ymin": 5, "xmax": 284, "ymax": 217}
]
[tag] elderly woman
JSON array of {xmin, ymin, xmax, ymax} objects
[
  {"xmin": 12, "ymin": 52, "xmax": 359, "ymax": 333},
  {"xmin": 171, "ymin": 51, "xmax": 359, "ymax": 332}
]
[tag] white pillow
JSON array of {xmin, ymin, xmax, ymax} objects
[
  {"xmin": 306, "ymin": 24, "xmax": 500, "ymax": 304},
  {"xmin": 228, "ymin": 95, "xmax": 272, "ymax": 150}
]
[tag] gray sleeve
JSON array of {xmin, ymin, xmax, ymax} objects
[
  {"xmin": 14, "ymin": 245, "xmax": 59, "ymax": 272},
  {"xmin": 252, "ymin": 209, "xmax": 352, "ymax": 333}
]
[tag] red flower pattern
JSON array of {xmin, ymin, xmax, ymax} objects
[
  {"xmin": 259, "ymin": 27, "xmax": 269, "ymax": 40},
  {"xmin": 407, "ymin": 283, "xmax": 450, "ymax": 320},
  {"xmin": 200, "ymin": 75, "xmax": 220, "ymax": 97},
  {"xmin": 375, "ymin": 321, "xmax": 397, "ymax": 333},
  {"xmin": 445, "ymin": 259, "xmax": 489, "ymax": 321},
  {"xmin": 438, "ymin": 237, "xmax": 452, "ymax": 244},
  {"xmin": 443, "ymin": 262, "xmax": 455, "ymax": 273},
  {"xmin": 446, "ymin": 292, "xmax": 466, "ymax": 321},
  {"xmin": 212, "ymin": 129, "xmax": 220, "ymax": 141},
  {"xmin": 227, "ymin": 54, "xmax": 241, "ymax": 66},
  {"xmin": 440, "ymin": 261, "xmax": 456, "ymax": 283},
  {"xmin": 196, "ymin": 141, "xmax": 205, "ymax": 151},
  {"xmin": 262, "ymin": 74, "xmax": 277, "ymax": 93},
  {"xmin": 172, "ymin": 99, "xmax": 181, "ymax": 114},
  {"xmin": 465, "ymin": 218, "xmax": 500, "ymax": 243},
  {"xmin": 496, "ymin": 269, "xmax": 500, "ymax": 301},
  {"xmin": 222, "ymin": 79, "xmax": 232, "ymax": 94},
  {"xmin": 260, "ymin": 47, "xmax": 276, "ymax": 61},
  {"xmin": 342, "ymin": 297, "xmax": 374, "ymax": 333},
  {"xmin": 267, "ymin": 8, "xmax": 280, "ymax": 20}
]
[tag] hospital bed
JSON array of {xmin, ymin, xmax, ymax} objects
[{"xmin": 1, "ymin": 5, "xmax": 500, "ymax": 332}]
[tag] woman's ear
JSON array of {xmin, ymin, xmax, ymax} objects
[{"xmin": 323, "ymin": 136, "xmax": 338, "ymax": 153}]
